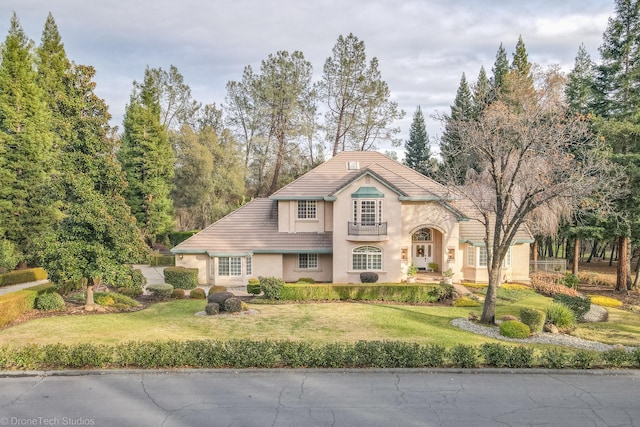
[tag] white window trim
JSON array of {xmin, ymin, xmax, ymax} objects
[
  {"xmin": 297, "ymin": 200, "xmax": 317, "ymax": 219},
  {"xmin": 298, "ymin": 253, "xmax": 319, "ymax": 270},
  {"xmin": 352, "ymin": 245, "xmax": 383, "ymax": 271}
]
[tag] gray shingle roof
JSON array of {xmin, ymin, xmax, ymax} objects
[{"xmin": 172, "ymin": 198, "xmax": 333, "ymax": 255}]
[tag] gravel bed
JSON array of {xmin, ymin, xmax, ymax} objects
[{"xmin": 451, "ymin": 318, "xmax": 630, "ymax": 352}]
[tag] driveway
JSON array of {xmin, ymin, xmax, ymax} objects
[{"xmin": 132, "ymin": 264, "xmax": 166, "ymax": 285}]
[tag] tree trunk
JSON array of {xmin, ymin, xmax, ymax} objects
[
  {"xmin": 572, "ymin": 237, "xmax": 580, "ymax": 275},
  {"xmin": 86, "ymin": 277, "xmax": 101, "ymax": 307},
  {"xmin": 532, "ymin": 240, "xmax": 538, "ymax": 273},
  {"xmin": 586, "ymin": 241, "xmax": 598, "ymax": 263},
  {"xmin": 480, "ymin": 264, "xmax": 502, "ymax": 325},
  {"xmin": 609, "ymin": 240, "xmax": 616, "ymax": 267},
  {"xmin": 616, "ymin": 236, "xmax": 627, "ymax": 291},
  {"xmin": 632, "ymin": 255, "xmax": 640, "ymax": 291}
]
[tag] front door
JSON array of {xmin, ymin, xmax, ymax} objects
[{"xmin": 413, "ymin": 243, "xmax": 433, "ymax": 270}]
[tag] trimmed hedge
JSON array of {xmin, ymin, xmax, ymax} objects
[
  {"xmin": 147, "ymin": 283, "xmax": 174, "ymax": 300},
  {"xmin": 164, "ymin": 266, "xmax": 198, "ymax": 290},
  {"xmin": 0, "ymin": 267, "xmax": 48, "ymax": 287},
  {"xmin": 499, "ymin": 320, "xmax": 531, "ymax": 339},
  {"xmin": 278, "ymin": 283, "xmax": 447, "ymax": 303},
  {"xmin": 150, "ymin": 255, "xmax": 175, "ymax": 267},
  {"xmin": 0, "ymin": 282, "xmax": 55, "ymax": 327},
  {"xmin": 35, "ymin": 292, "xmax": 66, "ymax": 311},
  {"xmin": 0, "ymin": 340, "xmax": 637, "ymax": 370}
]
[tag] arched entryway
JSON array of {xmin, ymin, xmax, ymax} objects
[{"xmin": 411, "ymin": 227, "xmax": 443, "ymax": 271}]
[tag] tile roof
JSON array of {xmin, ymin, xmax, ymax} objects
[
  {"xmin": 172, "ymin": 198, "xmax": 333, "ymax": 255},
  {"xmin": 270, "ymin": 151, "xmax": 449, "ymax": 199}
]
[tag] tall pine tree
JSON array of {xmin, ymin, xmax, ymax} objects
[
  {"xmin": 566, "ymin": 44, "xmax": 597, "ymax": 115},
  {"xmin": 0, "ymin": 14, "xmax": 57, "ymax": 254},
  {"xmin": 403, "ymin": 106, "xmax": 432, "ymax": 176},
  {"xmin": 119, "ymin": 68, "xmax": 175, "ymax": 245}
]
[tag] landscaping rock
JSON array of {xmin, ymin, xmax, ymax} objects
[
  {"xmin": 544, "ymin": 323, "xmax": 559, "ymax": 334},
  {"xmin": 205, "ymin": 303, "xmax": 219, "ymax": 315},
  {"xmin": 582, "ymin": 304, "xmax": 608, "ymax": 323},
  {"xmin": 207, "ymin": 291, "xmax": 234, "ymax": 307}
]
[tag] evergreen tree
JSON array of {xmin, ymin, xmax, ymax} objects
[
  {"xmin": 511, "ymin": 36, "xmax": 534, "ymax": 86},
  {"xmin": 440, "ymin": 73, "xmax": 475, "ymax": 184},
  {"xmin": 472, "ymin": 66, "xmax": 491, "ymax": 118},
  {"xmin": 0, "ymin": 14, "xmax": 57, "ymax": 254},
  {"xmin": 403, "ymin": 106, "xmax": 432, "ymax": 176},
  {"xmin": 33, "ymin": 14, "xmax": 148, "ymax": 301},
  {"xmin": 490, "ymin": 43, "xmax": 510, "ymax": 99},
  {"xmin": 119, "ymin": 68, "xmax": 175, "ymax": 244},
  {"xmin": 565, "ymin": 44, "xmax": 597, "ymax": 115}
]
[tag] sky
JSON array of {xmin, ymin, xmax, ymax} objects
[{"xmin": 0, "ymin": 0, "xmax": 615, "ymax": 158}]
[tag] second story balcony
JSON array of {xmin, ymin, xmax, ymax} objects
[{"xmin": 348, "ymin": 221, "xmax": 388, "ymax": 237}]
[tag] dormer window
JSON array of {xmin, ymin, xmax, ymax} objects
[{"xmin": 297, "ymin": 200, "xmax": 317, "ymax": 219}]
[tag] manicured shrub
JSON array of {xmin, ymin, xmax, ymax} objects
[
  {"xmin": 601, "ymin": 348, "xmax": 629, "ymax": 368},
  {"xmin": 0, "ymin": 267, "xmax": 48, "ymax": 287},
  {"xmin": 279, "ymin": 283, "xmax": 442, "ymax": 303},
  {"xmin": 66, "ymin": 343, "xmax": 113, "ymax": 368},
  {"xmin": 277, "ymin": 341, "xmax": 319, "ymax": 368},
  {"xmin": 480, "ymin": 343, "xmax": 511, "ymax": 367},
  {"xmin": 35, "ymin": 292, "xmax": 65, "ymax": 311},
  {"xmin": 553, "ymin": 294, "xmax": 591, "ymax": 321},
  {"xmin": 130, "ymin": 268, "xmax": 147, "ymax": 290},
  {"xmin": 117, "ymin": 287, "xmax": 143, "ymax": 298},
  {"xmin": 171, "ymin": 289, "xmax": 186, "ymax": 299},
  {"xmin": 520, "ymin": 308, "xmax": 545, "ymax": 333},
  {"xmin": 589, "ymin": 295, "xmax": 622, "ymax": 308},
  {"xmin": 454, "ymin": 296, "xmax": 480, "ymax": 307},
  {"xmin": 190, "ymin": 288, "xmax": 206, "ymax": 299},
  {"xmin": 0, "ymin": 283, "xmax": 54, "ymax": 327},
  {"xmin": 629, "ymin": 348, "xmax": 640, "ymax": 368},
  {"xmin": 448, "ymin": 344, "xmax": 478, "ymax": 368},
  {"xmin": 95, "ymin": 292, "xmax": 140, "ymax": 309},
  {"xmin": 428, "ymin": 284, "xmax": 454, "ymax": 302},
  {"xmin": 247, "ymin": 279, "xmax": 261, "ymax": 295},
  {"xmin": 541, "ymin": 348, "xmax": 570, "ymax": 369},
  {"xmin": 205, "ymin": 303, "xmax": 219, "ymax": 315},
  {"xmin": 508, "ymin": 345, "xmax": 534, "ymax": 368},
  {"xmin": 210, "ymin": 285, "xmax": 227, "ymax": 293},
  {"xmin": 499, "ymin": 320, "xmax": 530, "ymax": 339},
  {"xmin": 150, "ymin": 254, "xmax": 175, "ymax": 266},
  {"xmin": 545, "ymin": 303, "xmax": 576, "ymax": 330},
  {"xmin": 164, "ymin": 266, "xmax": 198, "ymax": 290},
  {"xmin": 224, "ymin": 297, "xmax": 242, "ymax": 313},
  {"xmin": 296, "ymin": 277, "xmax": 316, "ymax": 284},
  {"xmin": 147, "ymin": 283, "xmax": 174, "ymax": 300},
  {"xmin": 208, "ymin": 291, "xmax": 234, "ymax": 306},
  {"xmin": 571, "ymin": 350, "xmax": 597, "ymax": 369},
  {"xmin": 260, "ymin": 277, "xmax": 284, "ymax": 299},
  {"xmin": 359, "ymin": 272, "xmax": 378, "ymax": 283},
  {"xmin": 421, "ymin": 344, "xmax": 447, "ymax": 367}
]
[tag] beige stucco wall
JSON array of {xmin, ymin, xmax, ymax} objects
[
  {"xmin": 175, "ymin": 254, "xmax": 209, "ymax": 284},
  {"xmin": 282, "ymin": 254, "xmax": 333, "ymax": 282},
  {"xmin": 509, "ymin": 243, "xmax": 531, "ymax": 283},
  {"xmin": 252, "ymin": 254, "xmax": 284, "ymax": 279},
  {"xmin": 278, "ymin": 200, "xmax": 327, "ymax": 233},
  {"xmin": 402, "ymin": 202, "xmax": 462, "ymax": 281}
]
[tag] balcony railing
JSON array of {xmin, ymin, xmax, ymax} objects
[{"xmin": 348, "ymin": 221, "xmax": 388, "ymax": 236}]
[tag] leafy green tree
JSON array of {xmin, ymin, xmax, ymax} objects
[
  {"xmin": 319, "ymin": 33, "xmax": 404, "ymax": 156},
  {"xmin": 119, "ymin": 68, "xmax": 176, "ymax": 243},
  {"xmin": 0, "ymin": 14, "xmax": 57, "ymax": 254},
  {"xmin": 147, "ymin": 65, "xmax": 201, "ymax": 130},
  {"xmin": 33, "ymin": 14, "xmax": 148, "ymax": 303},
  {"xmin": 403, "ymin": 106, "xmax": 432, "ymax": 176}
]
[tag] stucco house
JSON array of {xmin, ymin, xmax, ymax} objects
[{"xmin": 171, "ymin": 151, "xmax": 532, "ymax": 286}]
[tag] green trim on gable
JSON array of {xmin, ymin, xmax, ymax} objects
[{"xmin": 351, "ymin": 186, "xmax": 384, "ymax": 198}]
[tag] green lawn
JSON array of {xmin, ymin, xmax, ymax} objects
[{"xmin": 0, "ymin": 286, "xmax": 638, "ymax": 349}]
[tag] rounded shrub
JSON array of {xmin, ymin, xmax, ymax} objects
[
  {"xmin": 95, "ymin": 292, "xmax": 140, "ymax": 309},
  {"xmin": 260, "ymin": 277, "xmax": 284, "ymax": 299},
  {"xmin": 224, "ymin": 297, "xmax": 242, "ymax": 313},
  {"xmin": 117, "ymin": 287, "xmax": 143, "ymax": 298},
  {"xmin": 208, "ymin": 291, "xmax": 235, "ymax": 306},
  {"xmin": 35, "ymin": 292, "xmax": 65, "ymax": 311},
  {"xmin": 146, "ymin": 283, "xmax": 174, "ymax": 300},
  {"xmin": 553, "ymin": 294, "xmax": 591, "ymax": 321},
  {"xmin": 499, "ymin": 320, "xmax": 531, "ymax": 339},
  {"xmin": 520, "ymin": 308, "xmax": 545, "ymax": 333},
  {"xmin": 546, "ymin": 302, "xmax": 576, "ymax": 330},
  {"xmin": 247, "ymin": 280, "xmax": 261, "ymax": 295},
  {"xmin": 210, "ymin": 285, "xmax": 227, "ymax": 293},
  {"xmin": 205, "ymin": 302, "xmax": 219, "ymax": 315},
  {"xmin": 171, "ymin": 289, "xmax": 186, "ymax": 299},
  {"xmin": 359, "ymin": 272, "xmax": 378, "ymax": 283},
  {"xmin": 189, "ymin": 288, "xmax": 206, "ymax": 299}
]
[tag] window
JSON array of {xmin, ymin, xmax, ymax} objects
[
  {"xmin": 352, "ymin": 246, "xmax": 382, "ymax": 270},
  {"xmin": 503, "ymin": 247, "xmax": 512, "ymax": 267},
  {"xmin": 412, "ymin": 229, "xmax": 432, "ymax": 241},
  {"xmin": 298, "ymin": 253, "xmax": 318, "ymax": 269},
  {"xmin": 297, "ymin": 200, "xmax": 317, "ymax": 219},
  {"xmin": 218, "ymin": 257, "xmax": 242, "ymax": 276},
  {"xmin": 246, "ymin": 256, "xmax": 252, "ymax": 276},
  {"xmin": 479, "ymin": 247, "xmax": 488, "ymax": 267},
  {"xmin": 352, "ymin": 200, "xmax": 383, "ymax": 225},
  {"xmin": 466, "ymin": 245, "xmax": 475, "ymax": 266}
]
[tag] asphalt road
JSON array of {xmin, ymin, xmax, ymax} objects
[{"xmin": 1, "ymin": 369, "xmax": 638, "ymax": 427}]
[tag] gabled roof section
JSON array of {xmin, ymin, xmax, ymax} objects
[
  {"xmin": 171, "ymin": 199, "xmax": 333, "ymax": 255},
  {"xmin": 270, "ymin": 151, "xmax": 450, "ymax": 200}
]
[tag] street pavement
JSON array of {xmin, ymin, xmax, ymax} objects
[{"xmin": 0, "ymin": 369, "xmax": 638, "ymax": 427}]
